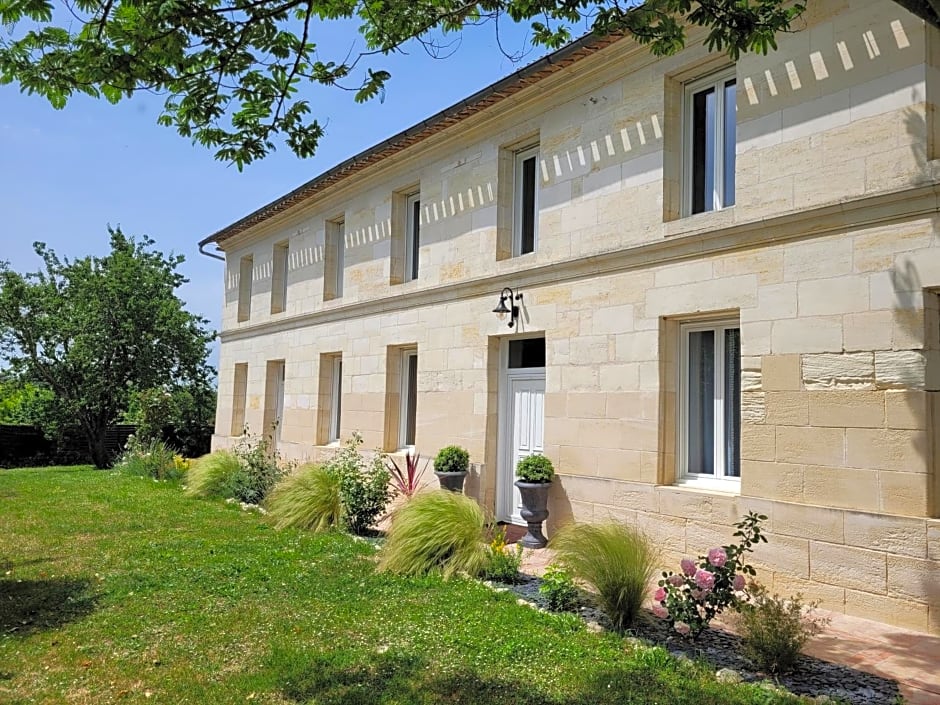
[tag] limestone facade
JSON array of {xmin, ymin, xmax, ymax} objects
[{"xmin": 204, "ymin": 0, "xmax": 940, "ymax": 634}]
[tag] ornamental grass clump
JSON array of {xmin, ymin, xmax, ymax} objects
[
  {"xmin": 266, "ymin": 463, "xmax": 342, "ymax": 532},
  {"xmin": 549, "ymin": 522, "xmax": 656, "ymax": 631},
  {"xmin": 653, "ymin": 511, "xmax": 767, "ymax": 639},
  {"xmin": 185, "ymin": 450, "xmax": 243, "ymax": 498},
  {"xmin": 378, "ymin": 490, "xmax": 488, "ymax": 578},
  {"xmin": 733, "ymin": 582, "xmax": 830, "ymax": 674},
  {"xmin": 114, "ymin": 435, "xmax": 182, "ymax": 481}
]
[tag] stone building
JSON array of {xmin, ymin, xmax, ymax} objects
[{"xmin": 199, "ymin": 0, "xmax": 940, "ymax": 634}]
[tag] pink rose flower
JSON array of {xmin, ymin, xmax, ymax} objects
[
  {"xmin": 707, "ymin": 547, "xmax": 727, "ymax": 568},
  {"xmin": 668, "ymin": 574, "xmax": 684, "ymax": 587},
  {"xmin": 732, "ymin": 573, "xmax": 747, "ymax": 591},
  {"xmin": 653, "ymin": 586, "xmax": 667, "ymax": 602},
  {"xmin": 694, "ymin": 569, "xmax": 715, "ymax": 590},
  {"xmin": 674, "ymin": 621, "xmax": 691, "ymax": 636},
  {"xmin": 652, "ymin": 604, "xmax": 669, "ymax": 619},
  {"xmin": 680, "ymin": 558, "xmax": 696, "ymax": 576}
]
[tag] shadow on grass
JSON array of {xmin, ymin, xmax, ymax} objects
[
  {"xmin": 0, "ymin": 576, "xmax": 99, "ymax": 636},
  {"xmin": 265, "ymin": 647, "xmax": 754, "ymax": 705}
]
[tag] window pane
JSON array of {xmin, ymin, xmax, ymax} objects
[
  {"xmin": 509, "ymin": 338, "xmax": 545, "ymax": 368},
  {"xmin": 687, "ymin": 330, "xmax": 715, "ymax": 475},
  {"xmin": 410, "ymin": 199, "xmax": 421, "ymax": 279},
  {"xmin": 723, "ymin": 328, "xmax": 741, "ymax": 478},
  {"xmin": 521, "ymin": 155, "xmax": 537, "ymax": 254},
  {"xmin": 691, "ymin": 87, "xmax": 716, "ymax": 214},
  {"xmin": 335, "ymin": 223, "xmax": 345, "ymax": 297},
  {"xmin": 404, "ymin": 354, "xmax": 417, "ymax": 446},
  {"xmin": 332, "ymin": 359, "xmax": 343, "ymax": 440},
  {"xmin": 723, "ymin": 80, "xmax": 736, "ymax": 208}
]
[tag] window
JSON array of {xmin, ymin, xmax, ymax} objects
[
  {"xmin": 270, "ymin": 241, "xmax": 289, "ymax": 314},
  {"xmin": 263, "ymin": 359, "xmax": 286, "ymax": 446},
  {"xmin": 404, "ymin": 192, "xmax": 421, "ymax": 281},
  {"xmin": 399, "ymin": 349, "xmax": 418, "ymax": 448},
  {"xmin": 508, "ymin": 337, "xmax": 545, "ymax": 368},
  {"xmin": 513, "ymin": 144, "xmax": 539, "ymax": 256},
  {"xmin": 685, "ymin": 70, "xmax": 736, "ymax": 215},
  {"xmin": 231, "ymin": 363, "xmax": 248, "ymax": 435},
  {"xmin": 237, "ymin": 255, "xmax": 253, "ymax": 322},
  {"xmin": 324, "ymin": 219, "xmax": 345, "ymax": 301},
  {"xmin": 679, "ymin": 320, "xmax": 741, "ymax": 486},
  {"xmin": 329, "ymin": 355, "xmax": 343, "ymax": 443}
]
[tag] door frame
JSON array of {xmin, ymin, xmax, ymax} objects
[{"xmin": 496, "ymin": 334, "xmax": 546, "ymax": 523}]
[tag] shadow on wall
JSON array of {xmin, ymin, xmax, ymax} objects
[
  {"xmin": 891, "ymin": 243, "xmax": 940, "ymax": 635},
  {"xmin": 545, "ymin": 477, "xmax": 574, "ymax": 537}
]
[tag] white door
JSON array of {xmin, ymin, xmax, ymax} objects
[{"xmin": 498, "ymin": 372, "xmax": 545, "ymax": 523}]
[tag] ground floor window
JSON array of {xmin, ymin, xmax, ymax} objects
[{"xmin": 679, "ymin": 319, "xmax": 741, "ymax": 486}]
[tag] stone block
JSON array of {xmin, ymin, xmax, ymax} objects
[
  {"xmin": 776, "ymin": 426, "xmax": 845, "ymax": 466},
  {"xmin": 886, "ymin": 555, "xmax": 940, "ymax": 602},
  {"xmin": 810, "ymin": 542, "xmax": 887, "ymax": 593},
  {"xmin": 875, "ymin": 350, "xmax": 926, "ymax": 389},
  {"xmin": 880, "ymin": 471, "xmax": 931, "ymax": 518},
  {"xmin": 761, "ymin": 354, "xmax": 802, "ymax": 391},
  {"xmin": 751, "ymin": 534, "xmax": 811, "ymax": 579},
  {"xmin": 798, "ymin": 276, "xmax": 870, "ymax": 316},
  {"xmin": 771, "ymin": 317, "xmax": 843, "ymax": 354},
  {"xmin": 803, "ymin": 466, "xmax": 880, "ymax": 513},
  {"xmin": 843, "ymin": 511, "xmax": 927, "ymax": 558},
  {"xmin": 928, "ymin": 522, "xmax": 940, "ymax": 561},
  {"xmin": 742, "ymin": 392, "xmax": 766, "ymax": 423},
  {"xmin": 802, "ymin": 353, "xmax": 874, "ymax": 390},
  {"xmin": 741, "ymin": 424, "xmax": 776, "ymax": 461},
  {"xmin": 807, "ymin": 390, "xmax": 885, "ymax": 428},
  {"xmin": 884, "ymin": 390, "xmax": 928, "ymax": 430},
  {"xmin": 843, "ymin": 311, "xmax": 893, "ymax": 352},
  {"xmin": 567, "ymin": 392, "xmax": 608, "ymax": 419},
  {"xmin": 765, "ymin": 392, "xmax": 809, "ymax": 426},
  {"xmin": 635, "ymin": 511, "xmax": 688, "ymax": 552},
  {"xmin": 845, "ymin": 428, "xmax": 926, "ymax": 473},
  {"xmin": 771, "ymin": 574, "xmax": 845, "ymax": 612},
  {"xmin": 772, "ymin": 501, "xmax": 845, "ymax": 544},
  {"xmin": 656, "ymin": 487, "xmax": 740, "ymax": 525},
  {"xmin": 844, "ymin": 589, "xmax": 929, "ymax": 633},
  {"xmin": 741, "ymin": 460, "xmax": 804, "ymax": 503}
]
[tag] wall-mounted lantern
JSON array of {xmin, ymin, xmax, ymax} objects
[{"xmin": 492, "ymin": 287, "xmax": 523, "ymax": 328}]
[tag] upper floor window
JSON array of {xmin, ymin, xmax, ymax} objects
[
  {"xmin": 237, "ymin": 254, "xmax": 253, "ymax": 322},
  {"xmin": 685, "ymin": 70, "xmax": 736, "ymax": 215},
  {"xmin": 405, "ymin": 192, "xmax": 420, "ymax": 281},
  {"xmin": 679, "ymin": 318, "xmax": 741, "ymax": 488},
  {"xmin": 270, "ymin": 240, "xmax": 289, "ymax": 314},
  {"xmin": 513, "ymin": 144, "xmax": 539, "ymax": 256},
  {"xmin": 324, "ymin": 218, "xmax": 345, "ymax": 301}
]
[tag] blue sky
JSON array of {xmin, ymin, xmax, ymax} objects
[{"xmin": 0, "ymin": 18, "xmax": 559, "ymax": 371}]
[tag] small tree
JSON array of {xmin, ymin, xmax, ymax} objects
[{"xmin": 0, "ymin": 229, "xmax": 215, "ymax": 468}]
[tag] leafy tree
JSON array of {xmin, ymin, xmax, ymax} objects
[
  {"xmin": 0, "ymin": 374, "xmax": 54, "ymax": 426},
  {"xmin": 0, "ymin": 0, "xmax": 822, "ymax": 169},
  {"xmin": 0, "ymin": 229, "xmax": 215, "ymax": 468}
]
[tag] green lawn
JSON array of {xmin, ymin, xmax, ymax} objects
[{"xmin": 0, "ymin": 467, "xmax": 804, "ymax": 704}]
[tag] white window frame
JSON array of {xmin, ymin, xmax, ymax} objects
[
  {"xmin": 512, "ymin": 144, "xmax": 540, "ymax": 257},
  {"xmin": 237, "ymin": 254, "xmax": 253, "ymax": 322},
  {"xmin": 329, "ymin": 355, "xmax": 343, "ymax": 443},
  {"xmin": 678, "ymin": 318, "xmax": 741, "ymax": 490},
  {"xmin": 270, "ymin": 240, "xmax": 289, "ymax": 314},
  {"xmin": 404, "ymin": 193, "xmax": 420, "ymax": 282},
  {"xmin": 683, "ymin": 68, "xmax": 737, "ymax": 216},
  {"xmin": 398, "ymin": 348, "xmax": 418, "ymax": 449}
]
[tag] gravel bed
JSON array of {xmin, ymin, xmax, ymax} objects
[{"xmin": 493, "ymin": 574, "xmax": 902, "ymax": 705}]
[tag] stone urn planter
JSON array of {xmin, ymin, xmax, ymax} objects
[
  {"xmin": 514, "ymin": 480, "xmax": 551, "ymax": 548},
  {"xmin": 514, "ymin": 454, "xmax": 555, "ymax": 549},
  {"xmin": 434, "ymin": 471, "xmax": 467, "ymax": 493},
  {"xmin": 433, "ymin": 445, "xmax": 469, "ymax": 493}
]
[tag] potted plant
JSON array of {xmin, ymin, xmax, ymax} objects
[
  {"xmin": 433, "ymin": 445, "xmax": 469, "ymax": 493},
  {"xmin": 515, "ymin": 454, "xmax": 554, "ymax": 548}
]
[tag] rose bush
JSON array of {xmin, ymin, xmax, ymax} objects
[{"xmin": 653, "ymin": 511, "xmax": 768, "ymax": 639}]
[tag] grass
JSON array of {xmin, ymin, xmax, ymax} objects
[
  {"xmin": 266, "ymin": 463, "xmax": 342, "ymax": 531},
  {"xmin": 0, "ymin": 467, "xmax": 807, "ymax": 705}
]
